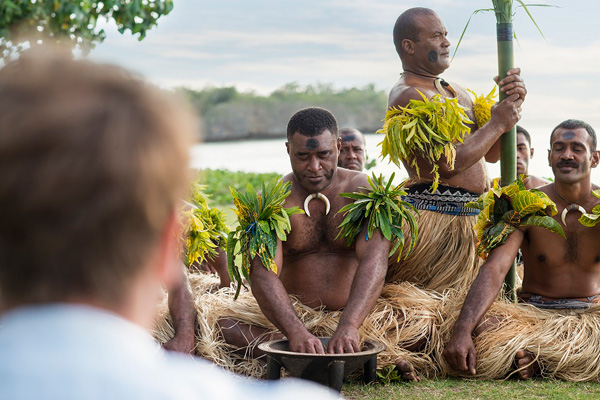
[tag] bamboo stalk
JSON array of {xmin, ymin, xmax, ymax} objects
[{"xmin": 495, "ymin": 10, "xmax": 518, "ymax": 302}]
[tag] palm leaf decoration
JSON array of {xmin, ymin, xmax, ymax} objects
[
  {"xmin": 227, "ymin": 178, "xmax": 303, "ymax": 299},
  {"xmin": 180, "ymin": 181, "xmax": 229, "ymax": 268},
  {"xmin": 469, "ymin": 177, "xmax": 564, "ymax": 258},
  {"xmin": 336, "ymin": 172, "xmax": 419, "ymax": 261},
  {"xmin": 579, "ymin": 189, "xmax": 600, "ymax": 227},
  {"xmin": 468, "ymin": 86, "xmax": 497, "ymax": 128},
  {"xmin": 378, "ymin": 90, "xmax": 472, "ymax": 192}
]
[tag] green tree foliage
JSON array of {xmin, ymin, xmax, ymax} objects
[
  {"xmin": 0, "ymin": 0, "xmax": 173, "ymax": 60},
  {"xmin": 179, "ymin": 82, "xmax": 388, "ymax": 141}
]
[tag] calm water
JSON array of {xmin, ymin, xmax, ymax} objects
[{"xmin": 190, "ymin": 133, "xmax": 600, "ymax": 184}]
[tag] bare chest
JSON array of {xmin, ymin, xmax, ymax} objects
[
  {"xmin": 283, "ymin": 196, "xmax": 353, "ymax": 257},
  {"xmin": 523, "ymin": 222, "xmax": 600, "ymax": 267}
]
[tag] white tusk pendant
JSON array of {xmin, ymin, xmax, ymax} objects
[
  {"xmin": 303, "ymin": 192, "xmax": 331, "ymax": 217},
  {"xmin": 561, "ymin": 204, "xmax": 586, "ymax": 225}
]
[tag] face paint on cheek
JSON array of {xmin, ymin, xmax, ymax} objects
[
  {"xmin": 428, "ymin": 51, "xmax": 438, "ymax": 62},
  {"xmin": 306, "ymin": 138, "xmax": 319, "ymax": 150},
  {"xmin": 562, "ymin": 131, "xmax": 576, "ymax": 140},
  {"xmin": 326, "ymin": 169, "xmax": 334, "ymax": 180}
]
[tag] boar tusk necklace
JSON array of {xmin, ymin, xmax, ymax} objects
[
  {"xmin": 553, "ymin": 186, "xmax": 590, "ymax": 226},
  {"xmin": 303, "ymin": 193, "xmax": 330, "ymax": 217}
]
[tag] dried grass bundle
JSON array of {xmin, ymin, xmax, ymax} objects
[
  {"xmin": 437, "ymin": 292, "xmax": 600, "ymax": 381},
  {"xmin": 154, "ymin": 273, "xmax": 446, "ymax": 378},
  {"xmin": 387, "ymin": 208, "xmax": 482, "ymax": 293}
]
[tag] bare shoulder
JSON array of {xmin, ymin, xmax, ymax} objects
[
  {"xmin": 530, "ymin": 175, "xmax": 552, "ymax": 188},
  {"xmin": 536, "ymin": 183, "xmax": 553, "ymax": 196},
  {"xmin": 282, "ymin": 172, "xmax": 293, "ymax": 184},
  {"xmin": 388, "ymin": 82, "xmax": 435, "ymax": 109},
  {"xmin": 336, "ymin": 168, "xmax": 368, "ymax": 193},
  {"xmin": 451, "ymin": 82, "xmax": 473, "ymax": 106}
]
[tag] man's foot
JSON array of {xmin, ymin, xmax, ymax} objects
[
  {"xmin": 515, "ymin": 350, "xmax": 538, "ymax": 379},
  {"xmin": 394, "ymin": 359, "xmax": 420, "ymax": 382}
]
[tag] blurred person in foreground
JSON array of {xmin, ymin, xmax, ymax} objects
[
  {"xmin": 516, "ymin": 125, "xmax": 551, "ymax": 189},
  {"xmin": 0, "ymin": 48, "xmax": 337, "ymax": 400},
  {"xmin": 338, "ymin": 127, "xmax": 367, "ymax": 171}
]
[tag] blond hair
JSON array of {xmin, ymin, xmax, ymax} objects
[{"xmin": 0, "ymin": 48, "xmax": 194, "ymax": 307}]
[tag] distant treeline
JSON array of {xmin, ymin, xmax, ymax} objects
[{"xmin": 178, "ymin": 82, "xmax": 388, "ymax": 142}]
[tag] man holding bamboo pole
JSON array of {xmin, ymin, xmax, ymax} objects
[{"xmin": 382, "ymin": 7, "xmax": 526, "ymax": 294}]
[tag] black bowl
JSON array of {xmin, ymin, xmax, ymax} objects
[{"xmin": 258, "ymin": 337, "xmax": 385, "ymax": 391}]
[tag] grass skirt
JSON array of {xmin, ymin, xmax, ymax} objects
[
  {"xmin": 437, "ymin": 290, "xmax": 600, "ymax": 381},
  {"xmin": 153, "ymin": 273, "xmax": 444, "ymax": 379},
  {"xmin": 387, "ymin": 209, "xmax": 481, "ymax": 293}
]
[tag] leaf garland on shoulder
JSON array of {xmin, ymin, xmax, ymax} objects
[
  {"xmin": 336, "ymin": 172, "xmax": 419, "ymax": 261},
  {"xmin": 468, "ymin": 86, "xmax": 497, "ymax": 128},
  {"xmin": 579, "ymin": 189, "xmax": 600, "ymax": 227},
  {"xmin": 468, "ymin": 177, "xmax": 565, "ymax": 259},
  {"xmin": 180, "ymin": 181, "xmax": 229, "ymax": 268},
  {"xmin": 377, "ymin": 90, "xmax": 473, "ymax": 192},
  {"xmin": 227, "ymin": 178, "xmax": 303, "ymax": 299}
]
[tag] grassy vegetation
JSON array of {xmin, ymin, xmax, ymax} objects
[
  {"xmin": 342, "ymin": 378, "xmax": 600, "ymax": 399},
  {"xmin": 195, "ymin": 168, "xmax": 282, "ymax": 226}
]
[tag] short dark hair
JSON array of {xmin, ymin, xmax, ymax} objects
[
  {"xmin": 550, "ymin": 119, "xmax": 597, "ymax": 151},
  {"xmin": 516, "ymin": 125, "xmax": 531, "ymax": 146},
  {"xmin": 393, "ymin": 7, "xmax": 435, "ymax": 57},
  {"xmin": 339, "ymin": 127, "xmax": 364, "ymax": 139},
  {"xmin": 286, "ymin": 107, "xmax": 338, "ymax": 140}
]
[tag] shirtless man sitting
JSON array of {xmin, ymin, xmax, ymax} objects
[
  {"xmin": 443, "ymin": 119, "xmax": 600, "ymax": 379},
  {"xmin": 220, "ymin": 107, "xmax": 390, "ymax": 355},
  {"xmin": 517, "ymin": 125, "xmax": 551, "ymax": 189}
]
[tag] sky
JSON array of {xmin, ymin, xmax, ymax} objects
[{"xmin": 89, "ymin": 0, "xmax": 600, "ymax": 162}]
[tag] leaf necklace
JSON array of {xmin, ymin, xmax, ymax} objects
[
  {"xmin": 402, "ymin": 70, "xmax": 457, "ymax": 97},
  {"xmin": 553, "ymin": 185, "xmax": 590, "ymax": 225}
]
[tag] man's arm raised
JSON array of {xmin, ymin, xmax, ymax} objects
[
  {"xmin": 249, "ymin": 239, "xmax": 325, "ymax": 354},
  {"xmin": 443, "ymin": 229, "xmax": 524, "ymax": 374},
  {"xmin": 439, "ymin": 68, "xmax": 526, "ymax": 176}
]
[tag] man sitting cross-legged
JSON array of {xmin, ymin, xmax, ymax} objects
[
  {"xmin": 442, "ymin": 119, "xmax": 600, "ymax": 381},
  {"xmin": 169, "ymin": 107, "xmax": 443, "ymax": 381}
]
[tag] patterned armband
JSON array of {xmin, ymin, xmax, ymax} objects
[
  {"xmin": 377, "ymin": 90, "xmax": 473, "ymax": 192},
  {"xmin": 579, "ymin": 189, "xmax": 600, "ymax": 226},
  {"xmin": 227, "ymin": 178, "xmax": 303, "ymax": 299},
  {"xmin": 468, "ymin": 86, "xmax": 497, "ymax": 128},
  {"xmin": 336, "ymin": 173, "xmax": 419, "ymax": 261},
  {"xmin": 469, "ymin": 178, "xmax": 565, "ymax": 259},
  {"xmin": 180, "ymin": 181, "xmax": 229, "ymax": 268}
]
